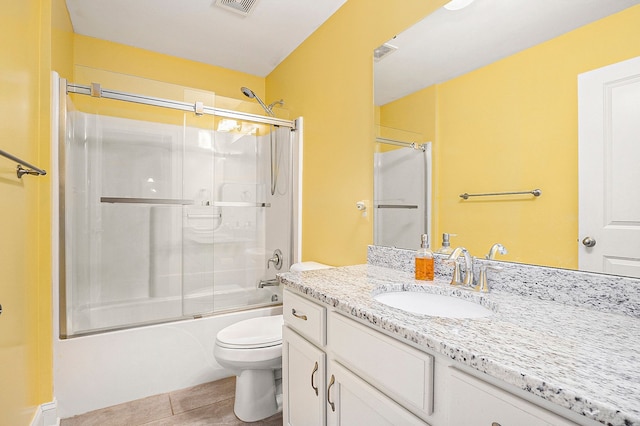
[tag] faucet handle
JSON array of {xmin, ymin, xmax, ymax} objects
[
  {"xmin": 267, "ymin": 249, "xmax": 283, "ymax": 270},
  {"xmin": 445, "ymin": 247, "xmax": 470, "ymax": 286},
  {"xmin": 449, "ymin": 260, "xmax": 463, "ymax": 286},
  {"xmin": 474, "ymin": 264, "xmax": 502, "ymax": 292}
]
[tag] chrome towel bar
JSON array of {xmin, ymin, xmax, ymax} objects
[
  {"xmin": 459, "ymin": 189, "xmax": 541, "ymax": 200},
  {"xmin": 0, "ymin": 149, "xmax": 47, "ymax": 178}
]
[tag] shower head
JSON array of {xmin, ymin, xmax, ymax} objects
[
  {"xmin": 240, "ymin": 86, "xmax": 277, "ymax": 117},
  {"xmin": 241, "ymin": 86, "xmax": 255, "ymax": 99}
]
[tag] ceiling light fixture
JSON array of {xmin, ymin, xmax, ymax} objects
[{"xmin": 443, "ymin": 0, "xmax": 475, "ymax": 11}]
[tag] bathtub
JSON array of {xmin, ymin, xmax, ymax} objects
[{"xmin": 54, "ymin": 304, "xmax": 282, "ymax": 418}]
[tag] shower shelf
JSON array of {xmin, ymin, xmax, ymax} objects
[{"xmin": 100, "ymin": 197, "xmax": 270, "ymax": 207}]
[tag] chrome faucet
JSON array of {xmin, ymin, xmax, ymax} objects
[
  {"xmin": 486, "ymin": 243, "xmax": 508, "ymax": 260},
  {"xmin": 446, "ymin": 247, "xmax": 474, "ymax": 286},
  {"xmin": 474, "ymin": 243, "xmax": 507, "ymax": 292}
]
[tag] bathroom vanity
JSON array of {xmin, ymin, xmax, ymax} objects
[{"xmin": 278, "ymin": 248, "xmax": 640, "ymax": 426}]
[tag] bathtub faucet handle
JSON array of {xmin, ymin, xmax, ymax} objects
[{"xmin": 267, "ymin": 249, "xmax": 283, "ymax": 270}]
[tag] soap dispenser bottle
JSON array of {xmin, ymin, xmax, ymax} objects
[
  {"xmin": 436, "ymin": 233, "xmax": 456, "ymax": 255},
  {"xmin": 415, "ymin": 234, "xmax": 434, "ymax": 281}
]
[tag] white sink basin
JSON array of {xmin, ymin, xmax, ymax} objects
[{"xmin": 374, "ymin": 291, "xmax": 494, "ymax": 319}]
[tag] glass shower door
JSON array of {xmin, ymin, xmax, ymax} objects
[
  {"xmin": 65, "ymin": 107, "xmax": 189, "ymax": 335},
  {"xmin": 181, "ymin": 121, "xmax": 290, "ymax": 316},
  {"xmin": 62, "ymin": 73, "xmax": 294, "ymax": 337}
]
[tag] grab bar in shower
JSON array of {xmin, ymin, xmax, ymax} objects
[
  {"xmin": 100, "ymin": 197, "xmax": 272, "ymax": 208},
  {"xmin": 212, "ymin": 201, "xmax": 271, "ymax": 208},
  {"xmin": 375, "ymin": 204, "xmax": 418, "ymax": 209},
  {"xmin": 0, "ymin": 149, "xmax": 47, "ymax": 178},
  {"xmin": 459, "ymin": 189, "xmax": 542, "ymax": 200},
  {"xmin": 101, "ymin": 197, "xmax": 195, "ymax": 205}
]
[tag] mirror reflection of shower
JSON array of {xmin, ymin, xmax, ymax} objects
[
  {"xmin": 240, "ymin": 87, "xmax": 285, "ymax": 195},
  {"xmin": 374, "ymin": 129, "xmax": 432, "ymax": 249}
]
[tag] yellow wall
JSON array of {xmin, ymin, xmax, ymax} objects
[
  {"xmin": 380, "ymin": 5, "xmax": 640, "ymax": 268},
  {"xmin": 73, "ymin": 35, "xmax": 265, "ymax": 101},
  {"xmin": 0, "ymin": 0, "xmax": 72, "ymax": 423},
  {"xmin": 267, "ymin": 0, "xmax": 446, "ymax": 266}
]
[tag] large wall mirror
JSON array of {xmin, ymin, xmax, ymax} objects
[{"xmin": 373, "ymin": 0, "xmax": 640, "ymax": 277}]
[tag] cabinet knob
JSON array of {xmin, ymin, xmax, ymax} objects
[
  {"xmin": 491, "ymin": 423, "xmax": 502, "ymax": 426},
  {"xmin": 327, "ymin": 374, "xmax": 336, "ymax": 412},
  {"xmin": 311, "ymin": 361, "xmax": 319, "ymax": 396}
]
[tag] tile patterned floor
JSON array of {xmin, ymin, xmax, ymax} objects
[{"xmin": 60, "ymin": 377, "xmax": 283, "ymax": 425}]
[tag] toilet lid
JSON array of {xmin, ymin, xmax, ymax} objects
[{"xmin": 216, "ymin": 315, "xmax": 283, "ymax": 349}]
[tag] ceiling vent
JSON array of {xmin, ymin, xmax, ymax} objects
[
  {"xmin": 374, "ymin": 43, "xmax": 398, "ymax": 61},
  {"xmin": 214, "ymin": 0, "xmax": 260, "ymax": 17}
]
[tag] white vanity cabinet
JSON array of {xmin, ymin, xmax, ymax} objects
[
  {"xmin": 282, "ymin": 290, "xmax": 327, "ymax": 426},
  {"xmin": 283, "ymin": 289, "xmax": 585, "ymax": 426},
  {"xmin": 282, "ymin": 290, "xmax": 428, "ymax": 425}
]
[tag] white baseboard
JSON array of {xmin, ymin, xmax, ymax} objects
[{"xmin": 31, "ymin": 400, "xmax": 59, "ymax": 426}]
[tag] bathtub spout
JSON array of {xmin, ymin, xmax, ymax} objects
[{"xmin": 258, "ymin": 279, "xmax": 279, "ymax": 288}]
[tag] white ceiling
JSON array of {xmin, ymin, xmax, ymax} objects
[
  {"xmin": 374, "ymin": 0, "xmax": 640, "ymax": 105},
  {"xmin": 64, "ymin": 0, "xmax": 640, "ymax": 102},
  {"xmin": 65, "ymin": 0, "xmax": 347, "ymax": 77}
]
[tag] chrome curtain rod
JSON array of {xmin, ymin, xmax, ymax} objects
[
  {"xmin": 375, "ymin": 137, "xmax": 428, "ymax": 152},
  {"xmin": 459, "ymin": 189, "xmax": 542, "ymax": 200},
  {"xmin": 0, "ymin": 149, "xmax": 47, "ymax": 178},
  {"xmin": 66, "ymin": 82, "xmax": 296, "ymax": 129}
]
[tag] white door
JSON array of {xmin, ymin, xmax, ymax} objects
[{"xmin": 578, "ymin": 56, "xmax": 640, "ymax": 277}]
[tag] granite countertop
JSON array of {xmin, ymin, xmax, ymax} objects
[{"xmin": 278, "ymin": 264, "xmax": 640, "ymax": 426}]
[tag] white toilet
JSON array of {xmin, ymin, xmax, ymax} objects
[{"xmin": 213, "ymin": 261, "xmax": 331, "ymax": 422}]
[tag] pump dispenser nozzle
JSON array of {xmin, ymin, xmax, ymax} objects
[{"xmin": 436, "ymin": 233, "xmax": 456, "ymax": 255}]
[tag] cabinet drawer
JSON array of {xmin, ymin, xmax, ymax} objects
[
  {"xmin": 328, "ymin": 312, "xmax": 434, "ymax": 417},
  {"xmin": 283, "ymin": 290, "xmax": 326, "ymax": 347},
  {"xmin": 449, "ymin": 368, "xmax": 577, "ymax": 426}
]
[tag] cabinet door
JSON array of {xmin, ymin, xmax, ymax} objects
[
  {"xmin": 449, "ymin": 369, "xmax": 577, "ymax": 426},
  {"xmin": 327, "ymin": 361, "xmax": 427, "ymax": 426},
  {"xmin": 283, "ymin": 326, "xmax": 326, "ymax": 426}
]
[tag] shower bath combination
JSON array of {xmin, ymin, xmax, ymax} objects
[
  {"xmin": 52, "ymin": 72, "xmax": 302, "ymax": 418},
  {"xmin": 58, "ymin": 77, "xmax": 298, "ymax": 338}
]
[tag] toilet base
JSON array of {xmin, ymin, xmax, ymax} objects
[{"xmin": 233, "ymin": 369, "xmax": 281, "ymax": 422}]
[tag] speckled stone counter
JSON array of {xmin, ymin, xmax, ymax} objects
[{"xmin": 278, "ymin": 262, "xmax": 640, "ymax": 426}]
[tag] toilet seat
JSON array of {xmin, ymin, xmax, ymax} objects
[{"xmin": 216, "ymin": 315, "xmax": 283, "ymax": 349}]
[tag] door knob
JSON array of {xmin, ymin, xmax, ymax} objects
[{"xmin": 582, "ymin": 237, "xmax": 596, "ymax": 247}]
